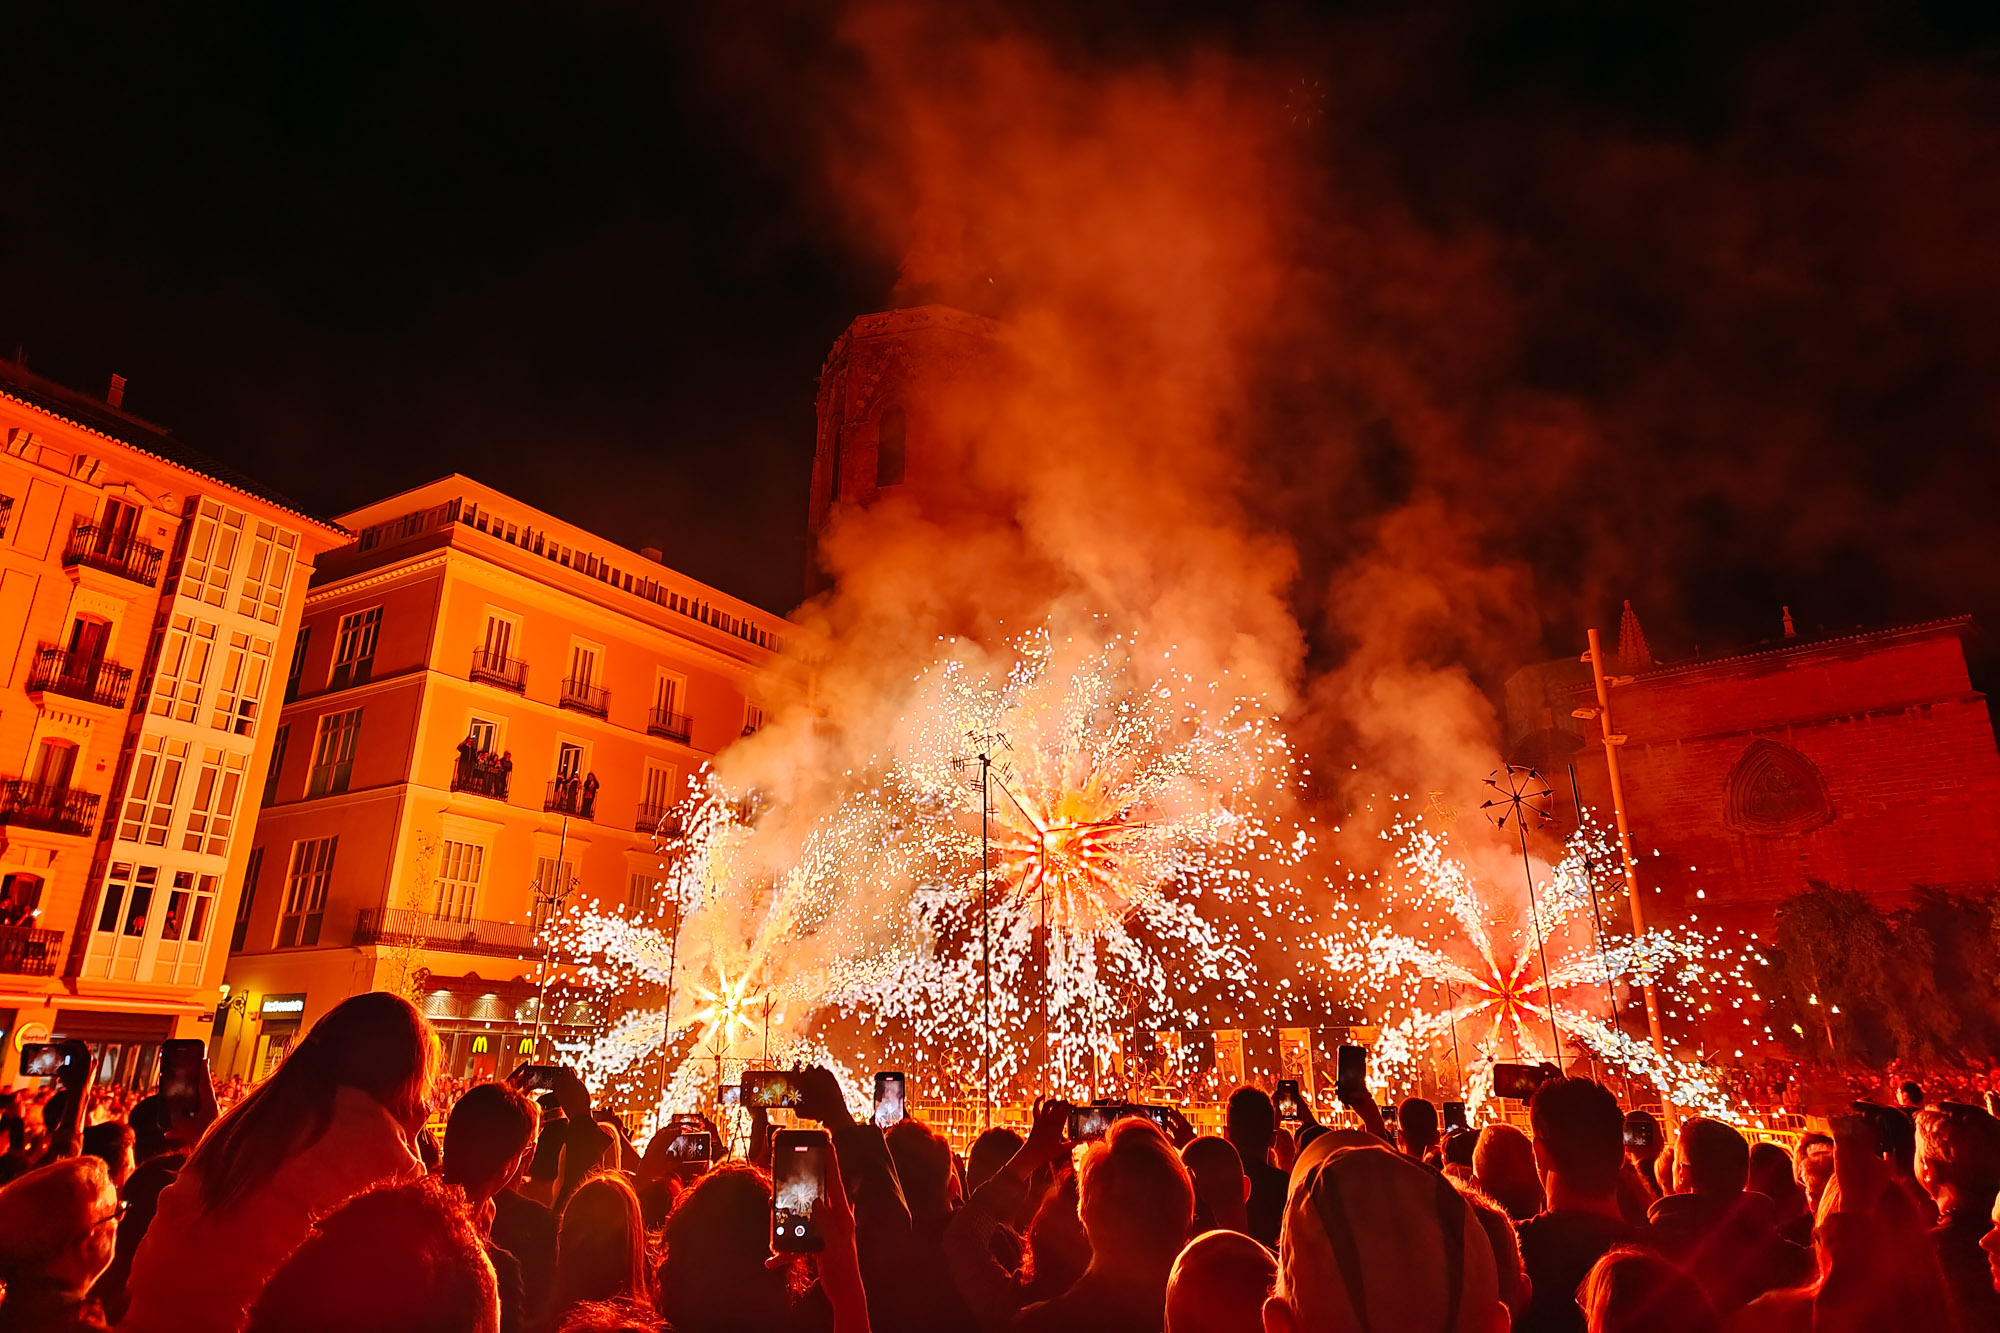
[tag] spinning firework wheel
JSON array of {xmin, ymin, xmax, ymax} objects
[{"xmin": 1480, "ymin": 765, "xmax": 1564, "ymax": 1064}]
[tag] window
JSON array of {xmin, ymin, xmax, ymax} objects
[
  {"xmin": 181, "ymin": 500, "xmax": 243, "ymax": 608},
  {"xmin": 237, "ymin": 521, "xmax": 296, "ymax": 624},
  {"xmin": 641, "ymin": 763, "xmax": 676, "ymax": 826},
  {"xmin": 151, "ymin": 614, "xmax": 217, "ymax": 722},
  {"xmin": 158, "ymin": 871, "xmax": 216, "ymax": 944},
  {"xmin": 96, "ymin": 864, "xmax": 159, "ymax": 938},
  {"xmin": 627, "ymin": 871, "xmax": 654, "ymax": 913},
  {"xmin": 0, "ymin": 494, "xmax": 14, "ymax": 539},
  {"xmin": 306, "ymin": 709, "xmax": 361, "ymax": 798},
  {"xmin": 434, "ymin": 841, "xmax": 485, "ymax": 922},
  {"xmin": 743, "ymin": 704, "xmax": 766, "ymax": 736},
  {"xmin": 482, "ymin": 611, "xmax": 516, "ymax": 662},
  {"xmin": 211, "ymin": 632, "xmax": 272, "ymax": 735},
  {"xmin": 530, "ymin": 857, "xmax": 573, "ymax": 933},
  {"xmin": 277, "ymin": 837, "xmax": 337, "ymax": 948},
  {"xmin": 32, "ymin": 740, "xmax": 76, "ymax": 791},
  {"xmin": 284, "ymin": 628, "xmax": 309, "ymax": 703},
  {"xmin": 118, "ymin": 737, "xmax": 189, "ymax": 846},
  {"xmin": 568, "ymin": 642, "xmax": 598, "ymax": 688},
  {"xmin": 653, "ymin": 671, "xmax": 683, "ymax": 715},
  {"xmin": 262, "ymin": 726, "xmax": 288, "ymax": 807},
  {"xmin": 876, "ymin": 403, "xmax": 907, "ymax": 486},
  {"xmin": 330, "ymin": 607, "xmax": 381, "ymax": 690},
  {"xmin": 232, "ymin": 848, "xmax": 263, "ymax": 951},
  {"xmin": 466, "ymin": 717, "xmax": 499, "ymax": 754},
  {"xmin": 183, "ymin": 747, "xmax": 247, "ymax": 856},
  {"xmin": 556, "ymin": 742, "xmax": 584, "ymax": 781}
]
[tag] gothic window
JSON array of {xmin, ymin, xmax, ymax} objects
[
  {"xmin": 876, "ymin": 403, "xmax": 907, "ymax": 487},
  {"xmin": 1724, "ymin": 738, "xmax": 1834, "ymax": 836}
]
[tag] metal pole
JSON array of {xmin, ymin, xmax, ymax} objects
[
  {"xmin": 1584, "ymin": 629, "xmax": 1668, "ymax": 1064},
  {"xmin": 1446, "ymin": 978, "xmax": 1464, "ymax": 1097},
  {"xmin": 533, "ymin": 812, "xmax": 570, "ymax": 1057},
  {"xmin": 657, "ymin": 898, "xmax": 682, "ymax": 1107},
  {"xmin": 1567, "ymin": 764, "xmax": 1624, "ymax": 1034},
  {"xmin": 1517, "ymin": 819, "xmax": 1563, "ymax": 1068},
  {"xmin": 980, "ymin": 754, "xmax": 992, "ymax": 1130}
]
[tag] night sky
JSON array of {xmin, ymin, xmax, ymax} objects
[{"xmin": 6, "ymin": 1, "xmax": 1999, "ymax": 692}]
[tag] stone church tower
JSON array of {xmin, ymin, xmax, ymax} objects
[{"xmin": 804, "ymin": 305, "xmax": 1004, "ymax": 594}]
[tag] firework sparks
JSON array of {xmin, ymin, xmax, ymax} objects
[
  {"xmin": 564, "ymin": 621, "xmax": 1317, "ymax": 1115},
  {"xmin": 1325, "ymin": 810, "xmax": 1771, "ymax": 1122}
]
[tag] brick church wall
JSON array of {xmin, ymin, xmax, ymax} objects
[{"xmin": 1562, "ymin": 622, "xmax": 2000, "ymax": 931}]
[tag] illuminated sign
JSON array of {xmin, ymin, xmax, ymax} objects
[
  {"xmin": 260, "ymin": 995, "xmax": 306, "ymax": 1016},
  {"xmin": 13, "ymin": 1022, "xmax": 48, "ymax": 1052}
]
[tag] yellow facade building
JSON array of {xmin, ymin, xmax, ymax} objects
[
  {"xmin": 219, "ymin": 476, "xmax": 787, "ymax": 1082},
  {"xmin": 0, "ymin": 363, "xmax": 344, "ymax": 1083}
]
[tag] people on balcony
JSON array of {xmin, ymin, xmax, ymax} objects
[{"xmin": 454, "ymin": 732, "xmax": 513, "ymax": 799}]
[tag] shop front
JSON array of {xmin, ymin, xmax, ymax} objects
[
  {"xmin": 249, "ymin": 993, "xmax": 306, "ymax": 1082},
  {"xmin": 51, "ymin": 1009, "xmax": 179, "ymax": 1089}
]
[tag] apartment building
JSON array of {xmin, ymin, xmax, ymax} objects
[
  {"xmin": 0, "ymin": 363, "xmax": 343, "ymax": 1083},
  {"xmin": 220, "ymin": 476, "xmax": 788, "ymax": 1081}
]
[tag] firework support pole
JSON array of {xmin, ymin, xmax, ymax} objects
[
  {"xmin": 981, "ymin": 753, "xmax": 993, "ymax": 1131},
  {"xmin": 1515, "ymin": 820, "xmax": 1564, "ymax": 1069},
  {"xmin": 532, "ymin": 812, "xmax": 572, "ymax": 1059},
  {"xmin": 1584, "ymin": 629, "xmax": 1672, "ymax": 1116}
]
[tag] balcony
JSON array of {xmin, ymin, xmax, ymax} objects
[
  {"xmin": 469, "ymin": 648, "xmax": 527, "ymax": 692},
  {"xmin": 559, "ymin": 677, "xmax": 609, "ymax": 718},
  {"xmin": 0, "ymin": 925, "xmax": 62, "ymax": 977},
  {"xmin": 0, "ymin": 781, "xmax": 100, "ymax": 837},
  {"xmin": 26, "ymin": 645, "xmax": 133, "ymax": 709},
  {"xmin": 354, "ymin": 908, "xmax": 545, "ymax": 960},
  {"xmin": 63, "ymin": 524, "xmax": 163, "ymax": 586},
  {"xmin": 636, "ymin": 802, "xmax": 684, "ymax": 835},
  {"xmin": 545, "ymin": 778, "xmax": 597, "ymax": 819},
  {"xmin": 450, "ymin": 755, "xmax": 510, "ymax": 801},
  {"xmin": 648, "ymin": 705, "xmax": 692, "ymax": 743}
]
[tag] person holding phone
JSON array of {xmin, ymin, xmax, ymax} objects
[
  {"xmin": 943, "ymin": 1096, "xmax": 1075, "ymax": 1333},
  {"xmin": 655, "ymin": 1151, "xmax": 869, "ymax": 1333}
]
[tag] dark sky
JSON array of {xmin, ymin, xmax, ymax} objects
[{"xmin": 5, "ymin": 0, "xmax": 1999, "ymax": 686}]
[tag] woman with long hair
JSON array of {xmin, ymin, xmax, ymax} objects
[
  {"xmin": 121, "ymin": 991, "xmax": 439, "ymax": 1332},
  {"xmin": 546, "ymin": 1173, "xmax": 650, "ymax": 1329}
]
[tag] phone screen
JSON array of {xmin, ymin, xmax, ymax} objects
[
  {"xmin": 873, "ymin": 1072, "xmax": 906, "ymax": 1129},
  {"xmin": 160, "ymin": 1039, "xmax": 210, "ymax": 1114},
  {"xmin": 1492, "ymin": 1063, "xmax": 1547, "ymax": 1101},
  {"xmin": 1337, "ymin": 1044, "xmax": 1366, "ymax": 1086},
  {"xmin": 513, "ymin": 1064, "xmax": 567, "ymax": 1092},
  {"xmin": 1442, "ymin": 1100, "xmax": 1468, "ymax": 1133},
  {"xmin": 773, "ymin": 1128, "xmax": 831, "ymax": 1252},
  {"xmin": 719, "ymin": 1085, "xmax": 743, "ymax": 1109},
  {"xmin": 1274, "ymin": 1079, "xmax": 1303, "ymax": 1120},
  {"xmin": 742, "ymin": 1071, "xmax": 805, "ymax": 1110},
  {"xmin": 1069, "ymin": 1105, "xmax": 1119, "ymax": 1142},
  {"xmin": 667, "ymin": 1130, "xmax": 714, "ymax": 1165},
  {"xmin": 19, "ymin": 1043, "xmax": 67, "ymax": 1078}
]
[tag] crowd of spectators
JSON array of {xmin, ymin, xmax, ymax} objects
[{"xmin": 3, "ymin": 992, "xmax": 2000, "ymax": 1332}]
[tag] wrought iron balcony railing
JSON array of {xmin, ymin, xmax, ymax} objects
[
  {"xmin": 636, "ymin": 802, "xmax": 684, "ymax": 835},
  {"xmin": 0, "ymin": 925, "xmax": 62, "ymax": 977},
  {"xmin": 26, "ymin": 645, "xmax": 133, "ymax": 709},
  {"xmin": 545, "ymin": 778, "xmax": 597, "ymax": 819},
  {"xmin": 559, "ymin": 677, "xmax": 609, "ymax": 718},
  {"xmin": 647, "ymin": 706, "xmax": 692, "ymax": 743},
  {"xmin": 63, "ymin": 523, "xmax": 163, "ymax": 585},
  {"xmin": 469, "ymin": 648, "xmax": 527, "ymax": 692},
  {"xmin": 354, "ymin": 907, "xmax": 544, "ymax": 960},
  {"xmin": 0, "ymin": 781, "xmax": 100, "ymax": 836}
]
